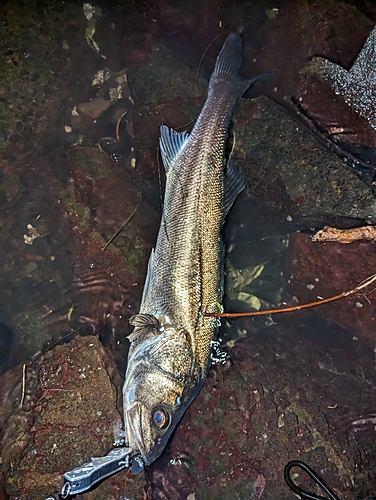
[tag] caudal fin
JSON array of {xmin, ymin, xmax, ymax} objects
[
  {"xmin": 213, "ymin": 33, "xmax": 244, "ymax": 80},
  {"xmin": 209, "ymin": 32, "xmax": 260, "ymax": 95}
]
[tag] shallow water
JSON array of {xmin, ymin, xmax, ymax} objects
[{"xmin": 0, "ymin": 1, "xmax": 375, "ymax": 498}]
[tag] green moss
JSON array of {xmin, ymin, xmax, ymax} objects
[
  {"xmin": 70, "ymin": 147, "xmax": 112, "ymax": 181},
  {"xmin": 196, "ymin": 478, "xmax": 253, "ymax": 500},
  {"xmin": 0, "ymin": 17, "xmax": 61, "ymax": 155},
  {"xmin": 286, "ymin": 395, "xmax": 346, "ymax": 473},
  {"xmin": 115, "ymin": 236, "xmax": 147, "ymax": 278},
  {"xmin": 64, "ymin": 180, "xmax": 92, "ymax": 230},
  {"xmin": 286, "ymin": 395, "xmax": 312, "ymax": 425},
  {"xmin": 190, "ymin": 412, "xmax": 213, "ymax": 431}
]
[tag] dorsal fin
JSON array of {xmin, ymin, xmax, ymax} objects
[{"xmin": 159, "ymin": 125, "xmax": 189, "ymax": 172}]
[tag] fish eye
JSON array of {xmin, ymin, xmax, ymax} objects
[{"xmin": 151, "ymin": 407, "xmax": 170, "ymax": 430}]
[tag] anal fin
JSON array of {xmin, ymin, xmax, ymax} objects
[{"xmin": 224, "ymin": 159, "xmax": 245, "ymax": 216}]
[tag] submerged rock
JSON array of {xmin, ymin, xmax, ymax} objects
[
  {"xmin": 76, "ymin": 97, "xmax": 111, "ymax": 120},
  {"xmin": 291, "ymin": 232, "xmax": 376, "ymax": 346},
  {"xmin": 1, "ymin": 336, "xmax": 145, "ymax": 499},
  {"xmin": 145, "ymin": 316, "xmax": 376, "ymax": 499},
  {"xmin": 233, "ymin": 96, "xmax": 376, "ymax": 221}
]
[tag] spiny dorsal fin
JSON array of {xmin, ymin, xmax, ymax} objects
[
  {"xmin": 159, "ymin": 125, "xmax": 189, "ymax": 172},
  {"xmin": 224, "ymin": 159, "xmax": 245, "ymax": 216},
  {"xmin": 128, "ymin": 314, "xmax": 160, "ymax": 343}
]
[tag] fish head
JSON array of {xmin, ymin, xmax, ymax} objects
[
  {"xmin": 123, "ymin": 362, "xmax": 185, "ymax": 470},
  {"xmin": 123, "ymin": 316, "xmax": 200, "ymax": 470}
]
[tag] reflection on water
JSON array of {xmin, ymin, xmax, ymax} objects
[{"xmin": 0, "ymin": 0, "xmax": 375, "ymax": 498}]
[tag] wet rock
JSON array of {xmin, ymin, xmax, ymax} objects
[
  {"xmin": 0, "ymin": 320, "xmax": 14, "ymax": 373},
  {"xmin": 1, "ymin": 335, "xmax": 145, "ymax": 499},
  {"xmin": 67, "ymin": 67, "xmax": 135, "ymax": 158},
  {"xmin": 0, "ymin": 1, "xmax": 138, "ymax": 367},
  {"xmin": 124, "ymin": 36, "xmax": 206, "ymax": 184},
  {"xmin": 279, "ymin": 13, "xmax": 376, "ymax": 186},
  {"xmin": 0, "ymin": 2, "xmax": 95, "ymax": 162},
  {"xmin": 240, "ymin": 1, "xmax": 376, "ymax": 188},
  {"xmin": 77, "ymin": 98, "xmax": 112, "ymax": 120},
  {"xmin": 62, "ymin": 146, "xmax": 159, "ymax": 319},
  {"xmin": 233, "ymin": 96, "xmax": 376, "ymax": 221},
  {"xmin": 293, "ymin": 63, "xmax": 376, "ymax": 187},
  {"xmin": 303, "ymin": 26, "xmax": 376, "ymax": 131},
  {"xmin": 256, "ymin": 1, "xmax": 375, "ymax": 101},
  {"xmin": 290, "ymin": 232, "xmax": 376, "ymax": 346},
  {"xmin": 145, "ymin": 318, "xmax": 375, "ymax": 499}
]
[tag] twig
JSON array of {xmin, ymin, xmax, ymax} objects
[
  {"xmin": 205, "ymin": 274, "xmax": 376, "ymax": 318},
  {"xmin": 249, "ymin": 397, "xmax": 262, "ymax": 413},
  {"xmin": 115, "ymin": 111, "xmax": 128, "ymax": 142},
  {"xmin": 102, "ymin": 201, "xmax": 141, "ymax": 251},
  {"xmin": 19, "ymin": 364, "xmax": 26, "ymax": 409}
]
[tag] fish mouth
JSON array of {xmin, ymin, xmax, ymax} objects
[
  {"xmin": 125, "ymin": 402, "xmax": 148, "ymax": 462},
  {"xmin": 125, "ymin": 402, "xmax": 163, "ymax": 466}
]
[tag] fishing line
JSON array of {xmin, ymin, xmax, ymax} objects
[{"xmin": 284, "ymin": 460, "xmax": 376, "ymax": 500}]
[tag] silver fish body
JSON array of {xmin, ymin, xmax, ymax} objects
[{"xmin": 123, "ymin": 32, "xmax": 257, "ymax": 472}]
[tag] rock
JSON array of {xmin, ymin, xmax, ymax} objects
[
  {"xmin": 233, "ymin": 96, "xmax": 376, "ymax": 221},
  {"xmin": 77, "ymin": 98, "xmax": 111, "ymax": 120},
  {"xmin": 291, "ymin": 232, "xmax": 376, "ymax": 346},
  {"xmin": 145, "ymin": 317, "xmax": 376, "ymax": 499},
  {"xmin": 1, "ymin": 336, "xmax": 145, "ymax": 499},
  {"xmin": 304, "ymin": 26, "xmax": 376, "ymax": 132}
]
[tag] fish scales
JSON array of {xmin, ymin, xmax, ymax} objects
[
  {"xmin": 122, "ymin": 32, "xmax": 259, "ymax": 472},
  {"xmin": 142, "ymin": 77, "xmax": 246, "ymax": 369},
  {"xmin": 143, "ymin": 92, "xmax": 237, "ymax": 363}
]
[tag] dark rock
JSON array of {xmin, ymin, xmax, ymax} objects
[
  {"xmin": 290, "ymin": 232, "xmax": 376, "ymax": 346},
  {"xmin": 0, "ymin": 320, "xmax": 14, "ymax": 373},
  {"xmin": 145, "ymin": 317, "xmax": 376, "ymax": 499},
  {"xmin": 1, "ymin": 335, "xmax": 146, "ymax": 499},
  {"xmin": 233, "ymin": 96, "xmax": 376, "ymax": 221}
]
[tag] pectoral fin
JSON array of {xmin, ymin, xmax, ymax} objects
[{"xmin": 128, "ymin": 314, "xmax": 160, "ymax": 343}]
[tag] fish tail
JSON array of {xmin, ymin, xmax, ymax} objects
[{"xmin": 209, "ymin": 32, "xmax": 259, "ymax": 95}]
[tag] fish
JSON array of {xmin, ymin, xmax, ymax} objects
[{"xmin": 122, "ymin": 32, "xmax": 260, "ymax": 473}]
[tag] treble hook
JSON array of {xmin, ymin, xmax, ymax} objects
[{"xmin": 284, "ymin": 460, "xmax": 341, "ymax": 500}]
